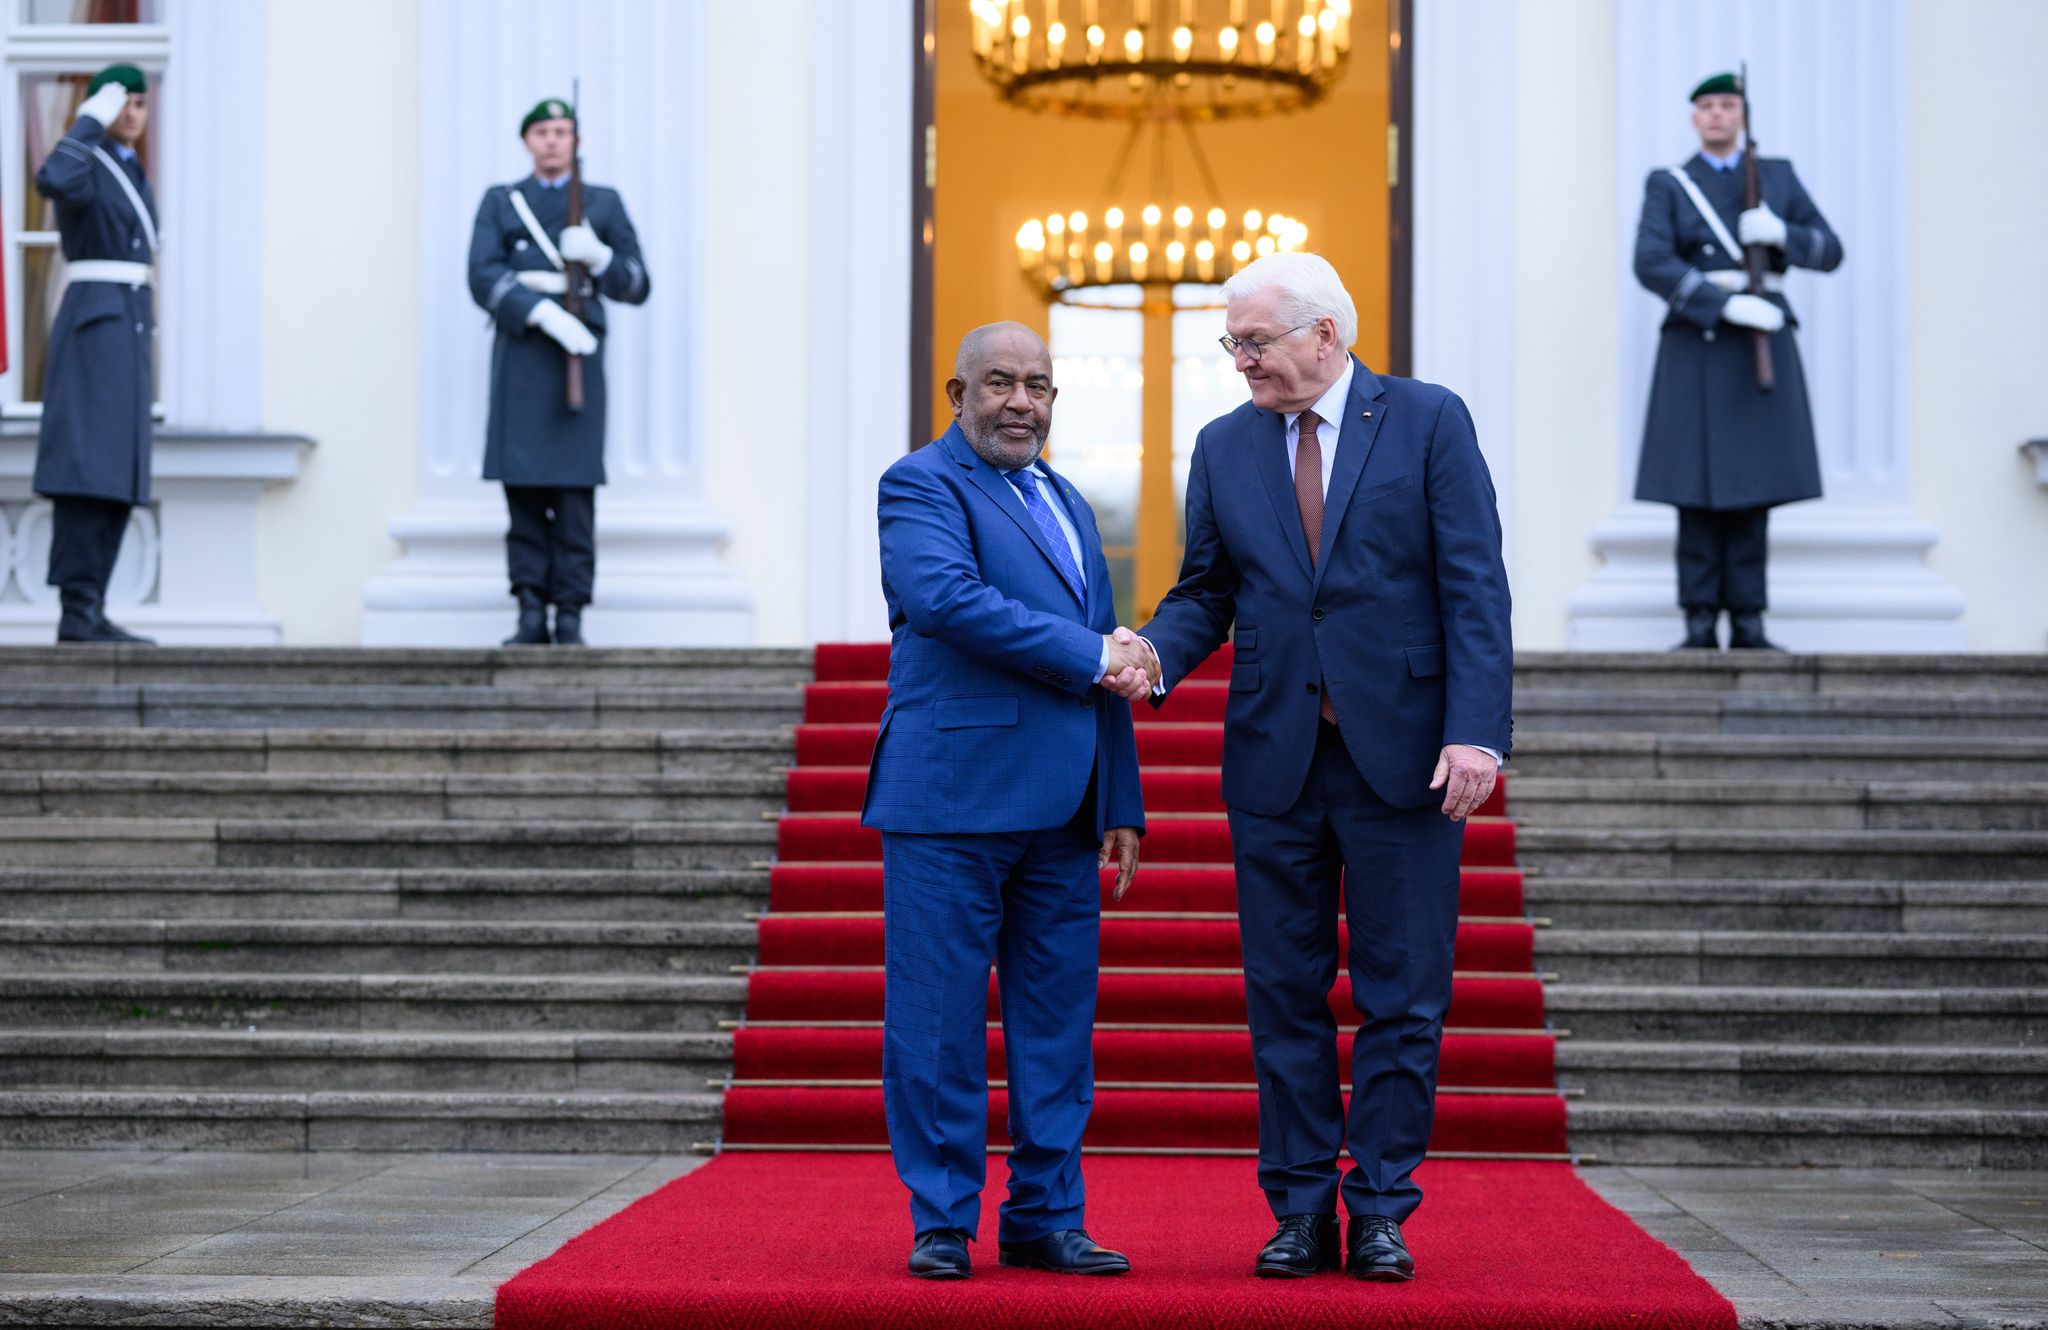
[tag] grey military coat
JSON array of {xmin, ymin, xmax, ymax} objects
[
  {"xmin": 1632, "ymin": 154, "xmax": 1843, "ymax": 512},
  {"xmin": 468, "ymin": 177, "xmax": 649, "ymax": 488},
  {"xmin": 32, "ymin": 115, "xmax": 156, "ymax": 506}
]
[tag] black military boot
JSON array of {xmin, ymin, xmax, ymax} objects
[
  {"xmin": 504, "ymin": 588, "xmax": 550, "ymax": 646},
  {"xmin": 57, "ymin": 591, "xmax": 153, "ymax": 644},
  {"xmin": 1728, "ymin": 610, "xmax": 1786, "ymax": 651},
  {"xmin": 1672, "ymin": 607, "xmax": 1719, "ymax": 651},
  {"xmin": 551, "ymin": 604, "xmax": 586, "ymax": 647}
]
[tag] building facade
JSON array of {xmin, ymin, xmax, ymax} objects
[{"xmin": 1, "ymin": 0, "xmax": 2041, "ymax": 649}]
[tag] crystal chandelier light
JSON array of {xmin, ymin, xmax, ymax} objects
[
  {"xmin": 969, "ymin": 0, "xmax": 1352, "ymax": 121},
  {"xmin": 1016, "ymin": 203, "xmax": 1308, "ymax": 304}
]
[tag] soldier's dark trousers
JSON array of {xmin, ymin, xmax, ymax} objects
[
  {"xmin": 46, "ymin": 496, "xmax": 132, "ymax": 598},
  {"xmin": 1676, "ymin": 505, "xmax": 1769, "ymax": 612},
  {"xmin": 504, "ymin": 485, "xmax": 596, "ymax": 608}
]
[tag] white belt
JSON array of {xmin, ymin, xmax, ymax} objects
[
  {"xmin": 1704, "ymin": 269, "xmax": 1784, "ymax": 294},
  {"xmin": 66, "ymin": 260, "xmax": 153, "ymax": 287},
  {"xmin": 515, "ymin": 271, "xmax": 568, "ymax": 295}
]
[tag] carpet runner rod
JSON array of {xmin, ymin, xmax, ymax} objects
[
  {"xmin": 747, "ymin": 910, "xmax": 1549, "ymax": 926},
  {"xmin": 717, "ymin": 1079, "xmax": 1581, "ymax": 1097},
  {"xmin": 722, "ymin": 1019, "xmax": 1573, "ymax": 1036},
  {"xmin": 695, "ymin": 1142, "xmax": 1581, "ymax": 1161},
  {"xmin": 734, "ymin": 965, "xmax": 1561, "ymax": 980}
]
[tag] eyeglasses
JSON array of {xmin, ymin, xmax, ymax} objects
[{"xmin": 1218, "ymin": 322, "xmax": 1316, "ymax": 363}]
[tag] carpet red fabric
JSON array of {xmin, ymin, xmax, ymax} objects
[
  {"xmin": 496, "ymin": 1154, "xmax": 1736, "ymax": 1330},
  {"xmin": 494, "ymin": 645, "xmax": 1736, "ymax": 1330}
]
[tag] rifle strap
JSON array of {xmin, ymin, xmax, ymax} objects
[
  {"xmin": 92, "ymin": 146, "xmax": 158, "ymax": 256},
  {"xmin": 506, "ymin": 186, "xmax": 564, "ymax": 271},
  {"xmin": 1664, "ymin": 166, "xmax": 1743, "ymax": 267}
]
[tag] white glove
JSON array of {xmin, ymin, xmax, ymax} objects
[
  {"xmin": 558, "ymin": 223, "xmax": 613, "ymax": 275},
  {"xmin": 526, "ymin": 299, "xmax": 598, "ymax": 355},
  {"xmin": 1737, "ymin": 204, "xmax": 1787, "ymax": 249},
  {"xmin": 1720, "ymin": 293, "xmax": 1786, "ymax": 333},
  {"xmin": 76, "ymin": 82, "xmax": 131, "ymax": 130}
]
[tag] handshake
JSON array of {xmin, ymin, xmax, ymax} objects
[{"xmin": 1099, "ymin": 626, "xmax": 1160, "ymax": 702}]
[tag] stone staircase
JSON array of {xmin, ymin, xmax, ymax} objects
[
  {"xmin": 1508, "ymin": 656, "xmax": 2048, "ymax": 1168},
  {"xmin": 0, "ymin": 647, "xmax": 2042, "ymax": 1165}
]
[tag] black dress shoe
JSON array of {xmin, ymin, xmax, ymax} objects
[
  {"xmin": 908, "ymin": 1227, "xmax": 971, "ymax": 1280},
  {"xmin": 551, "ymin": 605, "xmax": 586, "ymax": 646},
  {"xmin": 1728, "ymin": 610, "xmax": 1786, "ymax": 651},
  {"xmin": 1347, "ymin": 1215, "xmax": 1415, "ymax": 1282},
  {"xmin": 57, "ymin": 598, "xmax": 153, "ymax": 645},
  {"xmin": 503, "ymin": 589, "xmax": 550, "ymax": 646},
  {"xmin": 997, "ymin": 1228, "xmax": 1130, "ymax": 1275},
  {"xmin": 1256, "ymin": 1212, "xmax": 1340, "ymax": 1277},
  {"xmin": 1672, "ymin": 607, "xmax": 1719, "ymax": 651}
]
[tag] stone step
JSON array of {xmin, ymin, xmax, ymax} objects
[
  {"xmin": 1508, "ymin": 778, "xmax": 2048, "ymax": 832},
  {"xmin": 0, "ymin": 920, "xmax": 760, "ymax": 976},
  {"xmin": 0, "ymin": 818, "xmax": 776, "ymax": 869},
  {"xmin": 1525, "ymin": 877, "xmax": 2048, "ymax": 933},
  {"xmin": 0, "ymin": 771, "xmax": 789, "ymax": 821},
  {"xmin": 1545, "ymin": 984, "xmax": 2047, "ymax": 1044},
  {"xmin": 1566, "ymin": 1103, "xmax": 2048, "ymax": 1168},
  {"xmin": 0, "ymin": 646, "xmax": 815, "ymax": 688},
  {"xmin": 1557, "ymin": 1041, "xmax": 2048, "ymax": 1108},
  {"xmin": 1518, "ymin": 827, "xmax": 2048, "ymax": 880},
  {"xmin": 0, "ymin": 1028, "xmax": 733, "ymax": 1093},
  {"xmin": 1511, "ymin": 652, "xmax": 2048, "ymax": 698},
  {"xmin": 0, "ymin": 727, "xmax": 792, "ymax": 774},
  {"xmin": 1534, "ymin": 930, "xmax": 2048, "ymax": 988},
  {"xmin": 0, "ymin": 1088, "xmax": 727, "ymax": 1151},
  {"xmin": 0, "ymin": 866, "xmax": 771, "ymax": 920},
  {"xmin": 1510, "ymin": 732, "xmax": 2048, "ymax": 782},
  {"xmin": 0, "ymin": 973, "xmax": 748, "ymax": 1032},
  {"xmin": 1510, "ymin": 688, "xmax": 2048, "ymax": 737},
  {"xmin": 0, "ymin": 684, "xmax": 803, "ymax": 731}
]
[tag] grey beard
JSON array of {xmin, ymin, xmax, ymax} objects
[{"xmin": 962, "ymin": 418, "xmax": 1048, "ymax": 470}]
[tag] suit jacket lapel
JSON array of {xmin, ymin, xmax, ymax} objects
[
  {"xmin": 1312, "ymin": 359, "xmax": 1390, "ymax": 591},
  {"xmin": 948, "ymin": 428, "xmax": 1086, "ymax": 611},
  {"xmin": 1253, "ymin": 408, "xmax": 1315, "ymax": 583}
]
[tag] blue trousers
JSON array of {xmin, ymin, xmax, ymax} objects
[
  {"xmin": 880, "ymin": 819, "xmax": 1100, "ymax": 1241},
  {"xmin": 1228, "ymin": 720, "xmax": 1465, "ymax": 1222}
]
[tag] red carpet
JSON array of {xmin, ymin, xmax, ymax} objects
[{"xmin": 495, "ymin": 643, "xmax": 1736, "ymax": 1329}]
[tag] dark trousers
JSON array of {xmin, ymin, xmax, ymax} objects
[
  {"xmin": 879, "ymin": 797, "xmax": 1101, "ymax": 1242},
  {"xmin": 1675, "ymin": 505, "xmax": 1769, "ymax": 612},
  {"xmin": 1228, "ymin": 720, "xmax": 1465, "ymax": 1224},
  {"xmin": 46, "ymin": 496, "xmax": 132, "ymax": 600},
  {"xmin": 504, "ymin": 485, "xmax": 595, "ymax": 607}
]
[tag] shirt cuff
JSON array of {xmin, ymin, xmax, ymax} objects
[
  {"xmin": 1097, "ymin": 639, "xmax": 1111, "ymax": 679},
  {"xmin": 1473, "ymin": 745, "xmax": 1503, "ymax": 768}
]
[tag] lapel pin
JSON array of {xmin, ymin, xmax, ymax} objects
[{"xmin": 1362, "ymin": 410, "xmax": 1373, "ymax": 419}]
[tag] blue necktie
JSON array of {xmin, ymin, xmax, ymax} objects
[{"xmin": 1007, "ymin": 468, "xmax": 1086, "ymax": 606}]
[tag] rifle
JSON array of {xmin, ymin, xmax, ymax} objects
[
  {"xmin": 564, "ymin": 77, "xmax": 586, "ymax": 412},
  {"xmin": 1738, "ymin": 63, "xmax": 1776, "ymax": 392}
]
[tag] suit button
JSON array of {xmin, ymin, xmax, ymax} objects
[
  {"xmin": 1307, "ymin": 682, "xmax": 1319, "ymax": 695},
  {"xmin": 1311, "ymin": 608, "xmax": 1325, "ymax": 621}
]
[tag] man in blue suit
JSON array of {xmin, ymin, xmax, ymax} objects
[
  {"xmin": 1131, "ymin": 254, "xmax": 1513, "ymax": 1282},
  {"xmin": 864, "ymin": 322, "xmax": 1149, "ymax": 1281}
]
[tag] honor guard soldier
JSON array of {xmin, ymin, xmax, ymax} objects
[
  {"xmin": 1633, "ymin": 71, "xmax": 1842, "ymax": 650},
  {"xmin": 33, "ymin": 64, "xmax": 158, "ymax": 644},
  {"xmin": 468, "ymin": 97, "xmax": 649, "ymax": 646}
]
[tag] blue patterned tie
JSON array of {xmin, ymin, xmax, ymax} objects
[{"xmin": 1007, "ymin": 468, "xmax": 1086, "ymax": 606}]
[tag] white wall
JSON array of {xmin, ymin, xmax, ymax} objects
[
  {"xmin": 1906, "ymin": 0, "xmax": 2048, "ymax": 650},
  {"xmin": 697, "ymin": 0, "xmax": 813, "ymax": 646},
  {"xmin": 1508, "ymin": 0, "xmax": 1616, "ymax": 650},
  {"xmin": 254, "ymin": 0, "xmax": 420, "ymax": 644}
]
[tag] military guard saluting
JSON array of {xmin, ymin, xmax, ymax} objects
[
  {"xmin": 33, "ymin": 64, "xmax": 158, "ymax": 644},
  {"xmin": 1633, "ymin": 71, "xmax": 1842, "ymax": 651},
  {"xmin": 468, "ymin": 97, "xmax": 649, "ymax": 646}
]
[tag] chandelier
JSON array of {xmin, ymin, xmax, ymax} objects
[
  {"xmin": 1017, "ymin": 203, "xmax": 1308, "ymax": 303},
  {"xmin": 970, "ymin": 0, "xmax": 1352, "ymax": 121}
]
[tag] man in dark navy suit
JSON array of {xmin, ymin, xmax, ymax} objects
[
  {"xmin": 863, "ymin": 323, "xmax": 1149, "ymax": 1281},
  {"xmin": 1131, "ymin": 254, "xmax": 1513, "ymax": 1282}
]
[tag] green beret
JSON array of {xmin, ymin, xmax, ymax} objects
[
  {"xmin": 1690, "ymin": 72, "xmax": 1741, "ymax": 100},
  {"xmin": 520, "ymin": 98, "xmax": 575, "ymax": 135},
  {"xmin": 86, "ymin": 64, "xmax": 146, "ymax": 97}
]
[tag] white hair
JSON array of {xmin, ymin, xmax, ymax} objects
[{"xmin": 1221, "ymin": 252, "xmax": 1358, "ymax": 347}]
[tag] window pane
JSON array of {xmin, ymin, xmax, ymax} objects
[
  {"xmin": 21, "ymin": 0, "xmax": 161, "ymax": 23},
  {"xmin": 17, "ymin": 243, "xmax": 65, "ymax": 402},
  {"xmin": 1049, "ymin": 287, "xmax": 1144, "ymax": 621},
  {"xmin": 1171, "ymin": 286, "xmax": 1251, "ymax": 538},
  {"xmin": 19, "ymin": 71, "xmax": 163, "ymax": 233}
]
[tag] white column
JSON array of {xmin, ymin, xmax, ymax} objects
[
  {"xmin": 361, "ymin": 0, "xmax": 751, "ymax": 647},
  {"xmin": 1568, "ymin": 0, "xmax": 1964, "ymax": 650},
  {"xmin": 802, "ymin": 0, "xmax": 909, "ymax": 644}
]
